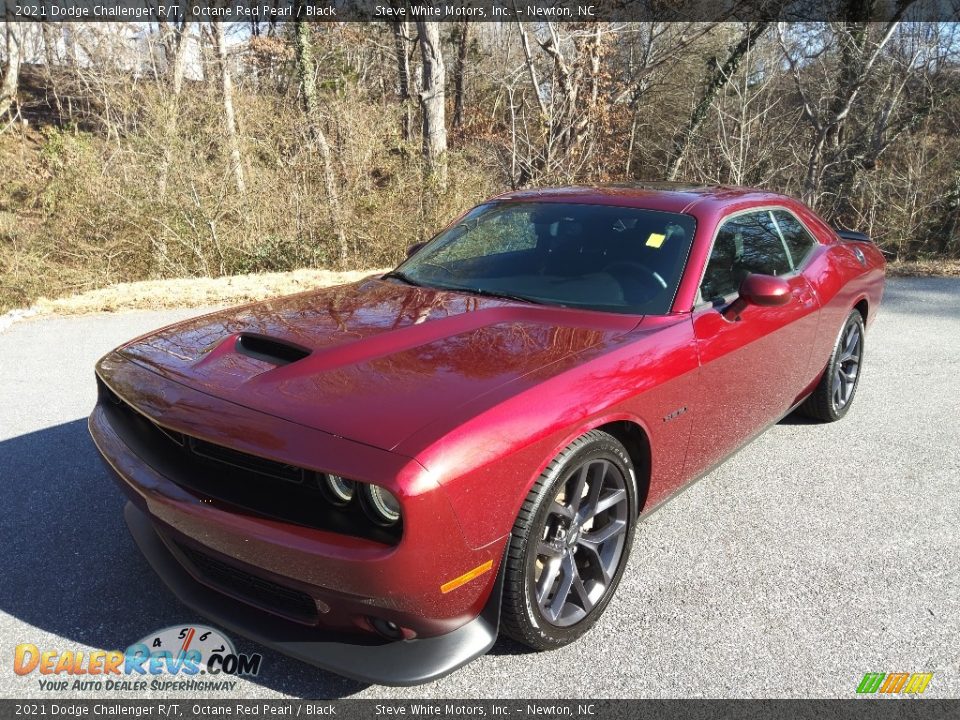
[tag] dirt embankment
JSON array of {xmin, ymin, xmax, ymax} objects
[
  {"xmin": 29, "ymin": 268, "xmax": 389, "ymax": 314},
  {"xmin": 0, "ymin": 268, "xmax": 388, "ymax": 332}
]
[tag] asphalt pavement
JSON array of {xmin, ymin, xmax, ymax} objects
[{"xmin": 1, "ymin": 277, "xmax": 958, "ymax": 699}]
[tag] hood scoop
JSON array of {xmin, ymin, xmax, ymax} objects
[{"xmin": 234, "ymin": 334, "xmax": 311, "ymax": 366}]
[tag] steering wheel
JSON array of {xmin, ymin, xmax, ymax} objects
[{"xmin": 602, "ymin": 261, "xmax": 667, "ymax": 304}]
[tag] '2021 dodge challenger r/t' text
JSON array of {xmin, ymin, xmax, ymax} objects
[{"xmin": 89, "ymin": 184, "xmax": 884, "ymax": 684}]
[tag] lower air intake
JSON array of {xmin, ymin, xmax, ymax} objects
[{"xmin": 177, "ymin": 542, "xmax": 319, "ymax": 625}]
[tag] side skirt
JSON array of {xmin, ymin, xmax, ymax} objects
[{"xmin": 637, "ymin": 396, "xmax": 811, "ymax": 524}]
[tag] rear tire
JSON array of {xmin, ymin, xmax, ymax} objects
[
  {"xmin": 800, "ymin": 309, "xmax": 865, "ymax": 422},
  {"xmin": 500, "ymin": 430, "xmax": 638, "ymax": 650}
]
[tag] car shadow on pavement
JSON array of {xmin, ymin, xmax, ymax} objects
[
  {"xmin": 0, "ymin": 419, "xmax": 368, "ymax": 698},
  {"xmin": 778, "ymin": 410, "xmax": 819, "ymax": 426}
]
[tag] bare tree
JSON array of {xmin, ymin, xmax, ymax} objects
[
  {"xmin": 210, "ymin": 22, "xmax": 246, "ymax": 195},
  {"xmin": 610, "ymin": 23, "xmax": 720, "ymax": 104},
  {"xmin": 709, "ymin": 38, "xmax": 797, "ymax": 187},
  {"xmin": 516, "ymin": 20, "xmax": 549, "ymax": 117},
  {"xmin": 416, "ymin": 21, "xmax": 447, "ymax": 188},
  {"xmin": 511, "ymin": 23, "xmax": 604, "ymax": 183},
  {"xmin": 777, "ymin": 9, "xmax": 912, "ymax": 207},
  {"xmin": 666, "ymin": 22, "xmax": 770, "ymax": 180},
  {"xmin": 935, "ymin": 161, "xmax": 960, "ymax": 256},
  {"xmin": 157, "ymin": 16, "xmax": 192, "ymax": 197},
  {"xmin": 293, "ymin": 17, "xmax": 348, "ymax": 263},
  {"xmin": 452, "ymin": 21, "xmax": 469, "ymax": 132},
  {"xmin": 389, "ymin": 7, "xmax": 412, "ymax": 142},
  {"xmin": 41, "ymin": 21, "xmax": 59, "ymax": 67},
  {"xmin": 0, "ymin": 2, "xmax": 25, "ymax": 122}
]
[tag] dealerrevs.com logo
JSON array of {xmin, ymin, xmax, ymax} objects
[
  {"xmin": 14, "ymin": 624, "xmax": 263, "ymax": 692},
  {"xmin": 856, "ymin": 672, "xmax": 934, "ymax": 695}
]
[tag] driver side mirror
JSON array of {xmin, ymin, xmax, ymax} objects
[
  {"xmin": 406, "ymin": 242, "xmax": 426, "ymax": 259},
  {"xmin": 739, "ymin": 273, "xmax": 791, "ymax": 307},
  {"xmin": 723, "ymin": 274, "xmax": 790, "ymax": 321}
]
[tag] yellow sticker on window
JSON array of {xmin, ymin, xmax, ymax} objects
[{"xmin": 646, "ymin": 232, "xmax": 667, "ymax": 248}]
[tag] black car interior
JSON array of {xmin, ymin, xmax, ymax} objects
[{"xmin": 415, "ymin": 204, "xmax": 698, "ymax": 313}]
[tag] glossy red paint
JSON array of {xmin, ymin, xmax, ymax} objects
[
  {"xmin": 89, "ymin": 183, "xmax": 885, "ymax": 682},
  {"xmin": 739, "ymin": 274, "xmax": 792, "ymax": 306}
]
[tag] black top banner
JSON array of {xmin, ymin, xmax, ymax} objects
[
  {"xmin": 2, "ymin": 700, "xmax": 960, "ymax": 719},
  {"xmin": 7, "ymin": 0, "xmax": 960, "ymax": 23}
]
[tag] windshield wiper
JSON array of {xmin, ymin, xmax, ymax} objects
[
  {"xmin": 385, "ymin": 273, "xmax": 545, "ymax": 305},
  {"xmin": 382, "ymin": 270, "xmax": 422, "ymax": 287},
  {"xmin": 451, "ymin": 286, "xmax": 547, "ymax": 305}
]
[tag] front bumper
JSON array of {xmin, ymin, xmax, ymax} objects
[
  {"xmin": 124, "ymin": 502, "xmax": 503, "ymax": 686},
  {"xmin": 89, "ymin": 352, "xmax": 508, "ymax": 684}
]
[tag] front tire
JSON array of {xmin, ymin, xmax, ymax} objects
[
  {"xmin": 800, "ymin": 309, "xmax": 865, "ymax": 422},
  {"xmin": 500, "ymin": 430, "xmax": 638, "ymax": 650}
]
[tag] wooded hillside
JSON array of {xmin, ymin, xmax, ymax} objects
[{"xmin": 1, "ymin": 17, "xmax": 959, "ymax": 312}]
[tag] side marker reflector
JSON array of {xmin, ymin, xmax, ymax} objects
[{"xmin": 441, "ymin": 560, "xmax": 493, "ymax": 594}]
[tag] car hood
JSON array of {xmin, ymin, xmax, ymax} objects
[{"xmin": 117, "ymin": 278, "xmax": 639, "ymax": 451}]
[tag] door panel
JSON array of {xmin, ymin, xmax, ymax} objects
[
  {"xmin": 685, "ymin": 275, "xmax": 819, "ymax": 478},
  {"xmin": 684, "ymin": 208, "xmax": 821, "ymax": 480}
]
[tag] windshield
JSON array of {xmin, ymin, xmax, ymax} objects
[{"xmin": 394, "ymin": 202, "xmax": 697, "ymax": 315}]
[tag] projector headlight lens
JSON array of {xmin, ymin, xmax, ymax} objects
[
  {"xmin": 362, "ymin": 485, "xmax": 401, "ymax": 526},
  {"xmin": 324, "ymin": 474, "xmax": 355, "ymax": 506}
]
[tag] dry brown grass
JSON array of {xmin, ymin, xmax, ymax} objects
[
  {"xmin": 0, "ymin": 74, "xmax": 497, "ymax": 315},
  {"xmin": 887, "ymin": 259, "xmax": 960, "ymax": 277},
  {"xmin": 27, "ymin": 267, "xmax": 388, "ymax": 316}
]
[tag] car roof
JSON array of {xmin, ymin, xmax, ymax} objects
[{"xmin": 491, "ymin": 183, "xmax": 795, "ymax": 215}]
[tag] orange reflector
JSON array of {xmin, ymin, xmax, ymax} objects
[{"xmin": 440, "ymin": 560, "xmax": 493, "ymax": 594}]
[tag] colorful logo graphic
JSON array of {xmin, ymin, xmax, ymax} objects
[
  {"xmin": 14, "ymin": 624, "xmax": 262, "ymax": 692},
  {"xmin": 856, "ymin": 672, "xmax": 933, "ymax": 695}
]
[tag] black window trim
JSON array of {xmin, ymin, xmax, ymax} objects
[
  {"xmin": 692, "ymin": 204, "xmax": 822, "ymax": 311},
  {"xmin": 769, "ymin": 207, "xmax": 819, "ymax": 271}
]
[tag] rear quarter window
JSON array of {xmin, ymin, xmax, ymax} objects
[{"xmin": 772, "ymin": 209, "xmax": 817, "ymax": 269}]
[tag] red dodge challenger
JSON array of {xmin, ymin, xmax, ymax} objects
[{"xmin": 89, "ymin": 184, "xmax": 884, "ymax": 684}]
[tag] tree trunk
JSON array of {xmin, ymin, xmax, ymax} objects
[
  {"xmin": 41, "ymin": 21, "xmax": 58, "ymax": 67},
  {"xmin": 157, "ymin": 19, "xmax": 191, "ymax": 198},
  {"xmin": 516, "ymin": 21, "xmax": 548, "ymax": 119},
  {"xmin": 211, "ymin": 22, "xmax": 245, "ymax": 195},
  {"xmin": 390, "ymin": 13, "xmax": 412, "ymax": 142},
  {"xmin": 666, "ymin": 22, "xmax": 769, "ymax": 181},
  {"xmin": 452, "ymin": 21, "xmax": 469, "ymax": 132},
  {"xmin": 294, "ymin": 18, "xmax": 348, "ymax": 265},
  {"xmin": 936, "ymin": 164, "xmax": 960, "ymax": 257},
  {"xmin": 63, "ymin": 24, "xmax": 79, "ymax": 67},
  {"xmin": 0, "ymin": 12, "xmax": 24, "ymax": 120},
  {"xmin": 416, "ymin": 21, "xmax": 447, "ymax": 189}
]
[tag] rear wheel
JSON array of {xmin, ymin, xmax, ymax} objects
[
  {"xmin": 800, "ymin": 309, "xmax": 865, "ymax": 422},
  {"xmin": 500, "ymin": 430, "xmax": 638, "ymax": 650}
]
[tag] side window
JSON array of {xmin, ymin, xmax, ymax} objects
[
  {"xmin": 699, "ymin": 211, "xmax": 792, "ymax": 303},
  {"xmin": 772, "ymin": 210, "xmax": 817, "ymax": 269}
]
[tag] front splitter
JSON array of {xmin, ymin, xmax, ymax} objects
[{"xmin": 124, "ymin": 502, "xmax": 503, "ymax": 686}]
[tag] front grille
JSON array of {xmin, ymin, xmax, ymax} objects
[
  {"xmin": 101, "ymin": 378, "xmax": 307, "ymax": 485},
  {"xmin": 97, "ymin": 377, "xmax": 401, "ymax": 544},
  {"xmin": 188, "ymin": 436, "xmax": 306, "ymax": 484},
  {"xmin": 177, "ymin": 542, "xmax": 319, "ymax": 625}
]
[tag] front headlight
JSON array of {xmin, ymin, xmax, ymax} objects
[
  {"xmin": 361, "ymin": 484, "xmax": 402, "ymax": 526},
  {"xmin": 322, "ymin": 474, "xmax": 355, "ymax": 506},
  {"xmin": 319, "ymin": 474, "xmax": 402, "ymax": 530}
]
